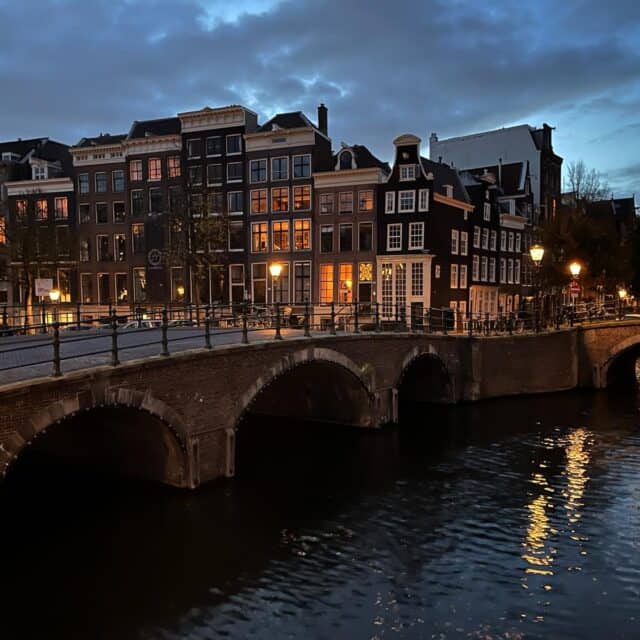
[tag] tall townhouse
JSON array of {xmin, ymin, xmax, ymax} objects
[
  {"xmin": 71, "ymin": 134, "xmax": 130, "ymax": 311},
  {"xmin": 244, "ymin": 106, "xmax": 332, "ymax": 305},
  {"xmin": 177, "ymin": 105, "xmax": 258, "ymax": 304},
  {"xmin": 122, "ymin": 117, "xmax": 182, "ymax": 306},
  {"xmin": 3, "ymin": 139, "xmax": 76, "ymax": 312},
  {"xmin": 312, "ymin": 143, "xmax": 389, "ymax": 308},
  {"xmin": 377, "ymin": 134, "xmax": 474, "ymax": 322}
]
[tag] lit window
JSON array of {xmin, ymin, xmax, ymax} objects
[
  {"xmin": 272, "ymin": 220, "xmax": 289, "ymax": 251},
  {"xmin": 167, "ymin": 157, "xmax": 181, "ymax": 178},
  {"xmin": 250, "ymin": 189, "xmax": 268, "ymax": 214},
  {"xmin": 319, "ymin": 264, "xmax": 334, "ymax": 303},
  {"xmin": 54, "ymin": 197, "xmax": 68, "ymax": 220},
  {"xmin": 129, "ymin": 160, "xmax": 143, "ymax": 181},
  {"xmin": 271, "ymin": 187, "xmax": 289, "ymax": 212},
  {"xmin": 148, "ymin": 158, "xmax": 162, "ymax": 181},
  {"xmin": 358, "ymin": 190, "xmax": 374, "ymax": 211},
  {"xmin": 339, "ymin": 191, "xmax": 353, "ymax": 214},
  {"xmin": 293, "ymin": 185, "xmax": 311, "ymax": 211},
  {"xmin": 339, "ymin": 263, "xmax": 353, "ymax": 303},
  {"xmin": 36, "ymin": 199, "xmax": 48, "ymax": 220},
  {"xmin": 450, "ymin": 264, "xmax": 458, "ymax": 289},
  {"xmin": 319, "ymin": 193, "xmax": 334, "ymax": 214},
  {"xmin": 294, "ymin": 219, "xmax": 311, "ymax": 250},
  {"xmin": 0, "ymin": 217, "xmax": 6, "ymax": 244}
]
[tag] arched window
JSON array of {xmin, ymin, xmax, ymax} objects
[{"xmin": 339, "ymin": 151, "xmax": 353, "ymax": 170}]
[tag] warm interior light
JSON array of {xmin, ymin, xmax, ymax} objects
[
  {"xmin": 48, "ymin": 288, "xmax": 61, "ymax": 303},
  {"xmin": 269, "ymin": 263, "xmax": 282, "ymax": 278},
  {"xmin": 529, "ymin": 244, "xmax": 545, "ymax": 265},
  {"xmin": 176, "ymin": 285, "xmax": 185, "ymax": 297},
  {"xmin": 618, "ymin": 288, "xmax": 628, "ymax": 300},
  {"xmin": 344, "ymin": 279, "xmax": 353, "ymax": 290},
  {"xmin": 569, "ymin": 261, "xmax": 582, "ymax": 278}
]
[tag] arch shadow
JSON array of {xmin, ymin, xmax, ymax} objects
[{"xmin": 600, "ymin": 336, "xmax": 640, "ymax": 388}]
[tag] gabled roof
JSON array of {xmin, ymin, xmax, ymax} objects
[
  {"xmin": 0, "ymin": 137, "xmax": 48, "ymax": 161},
  {"xmin": 258, "ymin": 111, "xmax": 316, "ymax": 133},
  {"xmin": 466, "ymin": 162, "xmax": 528, "ymax": 195},
  {"xmin": 420, "ymin": 157, "xmax": 470, "ymax": 203},
  {"xmin": 332, "ymin": 144, "xmax": 390, "ymax": 173},
  {"xmin": 127, "ymin": 117, "xmax": 181, "ymax": 139},
  {"xmin": 74, "ymin": 133, "xmax": 127, "ymax": 148}
]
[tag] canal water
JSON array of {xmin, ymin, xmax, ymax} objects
[{"xmin": 2, "ymin": 389, "xmax": 640, "ymax": 639}]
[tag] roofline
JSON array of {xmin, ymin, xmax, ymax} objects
[
  {"xmin": 178, "ymin": 104, "xmax": 258, "ymax": 119},
  {"xmin": 432, "ymin": 123, "xmax": 537, "ymax": 145}
]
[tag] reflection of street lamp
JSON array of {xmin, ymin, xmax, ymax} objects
[
  {"xmin": 529, "ymin": 244, "xmax": 544, "ymax": 332},
  {"xmin": 269, "ymin": 263, "xmax": 282, "ymax": 303},
  {"xmin": 618, "ymin": 287, "xmax": 628, "ymax": 320}
]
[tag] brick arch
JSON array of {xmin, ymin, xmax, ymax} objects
[
  {"xmin": 1, "ymin": 386, "xmax": 191, "ymax": 485},
  {"xmin": 597, "ymin": 335, "xmax": 640, "ymax": 388},
  {"xmin": 396, "ymin": 345, "xmax": 454, "ymax": 403},
  {"xmin": 234, "ymin": 346, "xmax": 376, "ymax": 428}
]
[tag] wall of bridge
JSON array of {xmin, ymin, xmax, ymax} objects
[{"xmin": 1, "ymin": 322, "xmax": 639, "ymax": 487}]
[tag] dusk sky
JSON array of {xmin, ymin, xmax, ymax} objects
[{"xmin": 1, "ymin": 0, "xmax": 639, "ymax": 196}]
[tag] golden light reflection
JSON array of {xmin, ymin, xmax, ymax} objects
[
  {"xmin": 564, "ymin": 428, "xmax": 590, "ymax": 525},
  {"xmin": 522, "ymin": 472, "xmax": 555, "ymax": 576}
]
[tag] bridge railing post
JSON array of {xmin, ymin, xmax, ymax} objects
[
  {"xmin": 303, "ymin": 299, "xmax": 311, "ymax": 337},
  {"xmin": 110, "ymin": 308, "xmax": 120, "ymax": 367},
  {"xmin": 160, "ymin": 306, "xmax": 170, "ymax": 356},
  {"xmin": 353, "ymin": 301, "xmax": 360, "ymax": 334},
  {"xmin": 375, "ymin": 302, "xmax": 380, "ymax": 332},
  {"xmin": 51, "ymin": 320, "xmax": 62, "ymax": 377},
  {"xmin": 274, "ymin": 302, "xmax": 283, "ymax": 340},
  {"xmin": 330, "ymin": 301, "xmax": 336, "ymax": 335},
  {"xmin": 204, "ymin": 305, "xmax": 212, "ymax": 349},
  {"xmin": 76, "ymin": 301, "xmax": 81, "ymax": 330},
  {"xmin": 241, "ymin": 303, "xmax": 249, "ymax": 344}
]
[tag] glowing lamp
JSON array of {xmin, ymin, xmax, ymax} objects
[
  {"xmin": 269, "ymin": 263, "xmax": 282, "ymax": 279},
  {"xmin": 48, "ymin": 288, "xmax": 61, "ymax": 303},
  {"xmin": 569, "ymin": 261, "xmax": 582, "ymax": 278},
  {"xmin": 529, "ymin": 244, "xmax": 545, "ymax": 266}
]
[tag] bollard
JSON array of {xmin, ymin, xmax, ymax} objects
[
  {"xmin": 52, "ymin": 321, "xmax": 62, "ymax": 377},
  {"xmin": 204, "ymin": 306, "xmax": 212, "ymax": 349},
  {"xmin": 330, "ymin": 301, "xmax": 337, "ymax": 335},
  {"xmin": 110, "ymin": 309, "xmax": 120, "ymax": 366},
  {"xmin": 274, "ymin": 302, "xmax": 283, "ymax": 340},
  {"xmin": 241, "ymin": 304, "xmax": 249, "ymax": 344},
  {"xmin": 161, "ymin": 307, "xmax": 169, "ymax": 356},
  {"xmin": 353, "ymin": 301, "xmax": 360, "ymax": 334},
  {"xmin": 304, "ymin": 300, "xmax": 311, "ymax": 337}
]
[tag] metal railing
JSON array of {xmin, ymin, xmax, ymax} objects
[{"xmin": 0, "ymin": 300, "xmax": 635, "ymax": 383}]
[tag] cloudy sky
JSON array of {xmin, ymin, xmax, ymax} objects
[{"xmin": 1, "ymin": 0, "xmax": 639, "ymax": 195}]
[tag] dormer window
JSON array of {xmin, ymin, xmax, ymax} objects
[
  {"xmin": 339, "ymin": 151, "xmax": 353, "ymax": 171},
  {"xmin": 444, "ymin": 184, "xmax": 453, "ymax": 198},
  {"xmin": 33, "ymin": 165, "xmax": 47, "ymax": 180},
  {"xmin": 399, "ymin": 165, "xmax": 415, "ymax": 181}
]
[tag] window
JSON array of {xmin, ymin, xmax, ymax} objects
[
  {"xmin": 271, "ymin": 157, "xmax": 288, "ymax": 181},
  {"xmin": 149, "ymin": 188, "xmax": 163, "ymax": 213},
  {"xmin": 319, "ymin": 193, "xmax": 334, "ymax": 214},
  {"xmin": 132, "ymin": 223, "xmax": 145, "ymax": 253},
  {"xmin": 460, "ymin": 231, "xmax": 468, "ymax": 256},
  {"xmin": 514, "ymin": 259, "xmax": 521, "ymax": 284},
  {"xmin": 272, "ymin": 220, "xmax": 289, "ymax": 251},
  {"xmin": 112, "ymin": 170, "xmax": 125, "ymax": 192},
  {"xmin": 227, "ymin": 162, "xmax": 243, "ymax": 182},
  {"xmin": 359, "ymin": 262, "xmax": 374, "ymax": 302},
  {"xmin": 385, "ymin": 191, "xmax": 395, "ymax": 214},
  {"xmin": 399, "ymin": 190, "xmax": 415, "ymax": 212},
  {"xmin": 473, "ymin": 226, "xmax": 480, "ymax": 248},
  {"xmin": 293, "ymin": 185, "xmax": 311, "ymax": 211},
  {"xmin": 251, "ymin": 189, "xmax": 268, "ymax": 214},
  {"xmin": 500, "ymin": 230, "xmax": 506, "ymax": 251},
  {"xmin": 483, "ymin": 202, "xmax": 491, "ymax": 221},
  {"xmin": 33, "ymin": 165, "xmax": 47, "ymax": 180},
  {"xmin": 226, "ymin": 134, "xmax": 242, "ymax": 154},
  {"xmin": 54, "ymin": 197, "xmax": 68, "ymax": 220},
  {"xmin": 359, "ymin": 190, "xmax": 374, "ymax": 212},
  {"xmin": 508, "ymin": 232, "xmax": 514, "ymax": 252},
  {"xmin": 459, "ymin": 264, "xmax": 468, "ymax": 289},
  {"xmin": 339, "ymin": 224, "xmax": 353, "ymax": 251},
  {"xmin": 188, "ymin": 166, "xmax": 202, "ymax": 186},
  {"xmin": 435, "ymin": 265, "xmax": 441, "ymax": 279},
  {"xmin": 490, "ymin": 230, "xmax": 497, "ymax": 251},
  {"xmin": 444, "ymin": 185, "xmax": 454, "ymax": 198},
  {"xmin": 79, "ymin": 239, "xmax": 89, "ymax": 262},
  {"xmin": 95, "ymin": 172, "xmax": 107, "ymax": 193},
  {"xmin": 252, "ymin": 222, "xmax": 268, "ymax": 252},
  {"xmin": 339, "ymin": 264, "xmax": 354, "ymax": 302},
  {"xmin": 116, "ymin": 273, "xmax": 128, "ymax": 303},
  {"xmin": 359, "ymin": 222, "xmax": 373, "ymax": 251},
  {"xmin": 339, "ymin": 151, "xmax": 353, "ymax": 170},
  {"xmin": 472, "ymin": 255, "xmax": 480, "ymax": 281},
  {"xmin": 228, "ymin": 192, "xmax": 243, "ymax": 214},
  {"xmin": 271, "ymin": 187, "xmax": 289, "ymax": 212},
  {"xmin": 500, "ymin": 258, "xmax": 506, "ymax": 283},
  {"xmin": 450, "ymin": 264, "xmax": 458, "ymax": 288},
  {"xmin": 228, "ymin": 222, "xmax": 244, "ymax": 251},
  {"xmin": 114, "ymin": 234, "xmax": 126, "ymax": 262},
  {"xmin": 387, "ymin": 223, "xmax": 401, "ymax": 251},
  {"xmin": 208, "ymin": 192, "xmax": 224, "ymax": 215},
  {"xmin": 148, "ymin": 158, "xmax": 162, "ymax": 181},
  {"xmin": 97, "ymin": 234, "xmax": 111, "ymax": 261},
  {"xmin": 515, "ymin": 234, "xmax": 522, "ymax": 253},
  {"xmin": 399, "ymin": 165, "xmax": 415, "ymax": 181},
  {"xmin": 131, "ymin": 190, "xmax": 144, "ymax": 216},
  {"xmin": 293, "ymin": 154, "xmax": 311, "ymax": 178},
  {"xmin": 96, "ymin": 203, "xmax": 108, "ymax": 224},
  {"xmin": 411, "ymin": 262, "xmax": 423, "ymax": 297},
  {"xmin": 206, "ymin": 136, "xmax": 223, "ymax": 156},
  {"xmin": 294, "ymin": 262, "xmax": 311, "ymax": 303},
  {"xmin": 79, "ymin": 204, "xmax": 90, "ymax": 224},
  {"xmin": 409, "ymin": 222, "xmax": 424, "ymax": 250},
  {"xmin": 191, "ymin": 193, "xmax": 204, "ymax": 217},
  {"xmin": 16, "ymin": 199, "xmax": 27, "ymax": 219},
  {"xmin": 252, "ymin": 263, "xmax": 267, "ymax": 303},
  {"xmin": 481, "ymin": 228, "xmax": 489, "ymax": 250},
  {"xmin": 481, "ymin": 256, "xmax": 488, "ymax": 281},
  {"xmin": 130, "ymin": 160, "xmax": 143, "ymax": 182},
  {"xmin": 489, "ymin": 257, "xmax": 496, "ymax": 282},
  {"xmin": 294, "ymin": 219, "xmax": 311, "ymax": 250},
  {"xmin": 320, "ymin": 264, "xmax": 334, "ymax": 303},
  {"xmin": 207, "ymin": 163, "xmax": 223, "ymax": 185},
  {"xmin": 98, "ymin": 274, "xmax": 111, "ymax": 304},
  {"xmin": 507, "ymin": 258, "xmax": 514, "ymax": 283},
  {"xmin": 250, "ymin": 159, "xmax": 267, "ymax": 183},
  {"xmin": 418, "ymin": 188, "xmax": 429, "ymax": 212},
  {"xmin": 81, "ymin": 273, "xmax": 94, "ymax": 303},
  {"xmin": 320, "ymin": 225, "xmax": 333, "ymax": 253},
  {"xmin": 187, "ymin": 139, "xmax": 201, "ymax": 158},
  {"xmin": 451, "ymin": 229, "xmax": 459, "ymax": 254},
  {"xmin": 78, "ymin": 173, "xmax": 90, "ymax": 194},
  {"xmin": 0, "ymin": 218, "xmax": 4, "ymax": 245},
  {"xmin": 339, "ymin": 191, "xmax": 353, "ymax": 214},
  {"xmin": 133, "ymin": 268, "xmax": 146, "ymax": 302},
  {"xmin": 35, "ymin": 199, "xmax": 48, "ymax": 220},
  {"xmin": 167, "ymin": 156, "xmax": 181, "ymax": 178}
]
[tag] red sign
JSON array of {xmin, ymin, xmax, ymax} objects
[{"xmin": 569, "ymin": 281, "xmax": 581, "ymax": 295}]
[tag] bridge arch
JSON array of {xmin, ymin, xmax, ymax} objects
[
  {"xmin": 234, "ymin": 347, "xmax": 377, "ymax": 430},
  {"xmin": 2, "ymin": 387, "xmax": 192, "ymax": 488},
  {"xmin": 598, "ymin": 335, "xmax": 640, "ymax": 388},
  {"xmin": 396, "ymin": 346, "xmax": 454, "ymax": 411}
]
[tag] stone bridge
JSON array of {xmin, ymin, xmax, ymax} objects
[{"xmin": 1, "ymin": 321, "xmax": 639, "ymax": 488}]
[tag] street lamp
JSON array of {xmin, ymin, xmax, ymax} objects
[
  {"xmin": 618, "ymin": 287, "xmax": 628, "ymax": 320},
  {"xmin": 49, "ymin": 288, "xmax": 61, "ymax": 324},
  {"xmin": 569, "ymin": 261, "xmax": 582, "ymax": 278},
  {"xmin": 269, "ymin": 263, "xmax": 282, "ymax": 303},
  {"xmin": 529, "ymin": 243, "xmax": 545, "ymax": 332}
]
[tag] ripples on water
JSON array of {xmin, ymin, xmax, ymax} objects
[{"xmin": 2, "ymin": 390, "xmax": 640, "ymax": 639}]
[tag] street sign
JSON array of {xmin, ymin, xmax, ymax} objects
[
  {"xmin": 35, "ymin": 278, "xmax": 54, "ymax": 297},
  {"xmin": 570, "ymin": 281, "xmax": 581, "ymax": 296}
]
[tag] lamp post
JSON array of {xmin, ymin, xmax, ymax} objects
[
  {"xmin": 618, "ymin": 287, "xmax": 627, "ymax": 320},
  {"xmin": 48, "ymin": 287, "xmax": 61, "ymax": 323},
  {"xmin": 529, "ymin": 243, "xmax": 544, "ymax": 332},
  {"xmin": 269, "ymin": 263, "xmax": 283, "ymax": 339},
  {"xmin": 568, "ymin": 261, "xmax": 582, "ymax": 316}
]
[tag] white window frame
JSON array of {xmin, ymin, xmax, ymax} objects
[
  {"xmin": 481, "ymin": 256, "xmax": 488, "ymax": 282},
  {"xmin": 385, "ymin": 191, "xmax": 395, "ymax": 214},
  {"xmin": 483, "ymin": 202, "xmax": 491, "ymax": 221},
  {"xmin": 387, "ymin": 223, "xmax": 402, "ymax": 251},
  {"xmin": 398, "ymin": 190, "xmax": 415, "ymax": 213},
  {"xmin": 459, "ymin": 264, "xmax": 468, "ymax": 289},
  {"xmin": 450, "ymin": 264, "xmax": 458, "ymax": 289},
  {"xmin": 451, "ymin": 229, "xmax": 459, "ymax": 255},
  {"xmin": 250, "ymin": 158, "xmax": 267, "ymax": 184},
  {"xmin": 514, "ymin": 259, "xmax": 521, "ymax": 284},
  {"xmin": 508, "ymin": 258, "xmax": 514, "ymax": 283},
  {"xmin": 226, "ymin": 134, "xmax": 242, "ymax": 155},
  {"xmin": 473, "ymin": 226, "xmax": 480, "ymax": 248},
  {"xmin": 206, "ymin": 136, "xmax": 223, "ymax": 157},
  {"xmin": 460, "ymin": 231, "xmax": 468, "ymax": 256},
  {"xmin": 481, "ymin": 228, "xmax": 489, "ymax": 250},
  {"xmin": 490, "ymin": 230, "xmax": 497, "ymax": 251},
  {"xmin": 227, "ymin": 191, "xmax": 244, "ymax": 215},
  {"xmin": 399, "ymin": 165, "xmax": 415, "ymax": 181},
  {"xmin": 472, "ymin": 255, "xmax": 480, "ymax": 281},
  {"xmin": 515, "ymin": 233, "xmax": 522, "ymax": 253},
  {"xmin": 500, "ymin": 258, "xmax": 506, "ymax": 283},
  {"xmin": 489, "ymin": 257, "xmax": 496, "ymax": 282},
  {"xmin": 226, "ymin": 162, "xmax": 243, "ymax": 183},
  {"xmin": 187, "ymin": 139, "xmax": 201, "ymax": 159},
  {"xmin": 408, "ymin": 222, "xmax": 424, "ymax": 250},
  {"xmin": 292, "ymin": 154, "xmax": 312, "ymax": 179},
  {"xmin": 500, "ymin": 230, "xmax": 507, "ymax": 251},
  {"xmin": 418, "ymin": 188, "xmax": 429, "ymax": 212},
  {"xmin": 271, "ymin": 156, "xmax": 289, "ymax": 182},
  {"xmin": 508, "ymin": 232, "xmax": 514, "ymax": 252}
]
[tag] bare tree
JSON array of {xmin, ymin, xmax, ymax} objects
[{"xmin": 565, "ymin": 160, "xmax": 610, "ymax": 208}]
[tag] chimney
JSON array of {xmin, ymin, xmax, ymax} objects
[
  {"xmin": 498, "ymin": 157, "xmax": 503, "ymax": 187},
  {"xmin": 317, "ymin": 103, "xmax": 328, "ymax": 136},
  {"xmin": 430, "ymin": 132, "xmax": 438, "ymax": 145}
]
